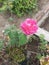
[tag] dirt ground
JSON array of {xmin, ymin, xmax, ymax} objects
[
  {"xmin": 38, "ymin": 0, "xmax": 49, "ymax": 9},
  {"xmin": 40, "ymin": 17, "xmax": 49, "ymax": 32},
  {"xmin": 0, "ymin": 0, "xmax": 49, "ymax": 36}
]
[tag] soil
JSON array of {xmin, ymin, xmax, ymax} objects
[
  {"xmin": 26, "ymin": 35, "xmax": 40, "ymax": 65},
  {"xmin": 40, "ymin": 17, "xmax": 49, "ymax": 32},
  {"xmin": 38, "ymin": 0, "xmax": 49, "ymax": 10}
]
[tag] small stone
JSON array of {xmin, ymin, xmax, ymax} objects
[{"xmin": 2, "ymin": 30, "xmax": 5, "ymax": 33}]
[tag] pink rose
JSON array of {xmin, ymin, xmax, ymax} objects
[{"xmin": 20, "ymin": 18, "xmax": 38, "ymax": 35}]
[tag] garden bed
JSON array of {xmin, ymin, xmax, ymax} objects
[{"xmin": 0, "ymin": 0, "xmax": 49, "ymax": 65}]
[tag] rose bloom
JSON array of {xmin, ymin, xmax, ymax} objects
[{"xmin": 20, "ymin": 18, "xmax": 38, "ymax": 35}]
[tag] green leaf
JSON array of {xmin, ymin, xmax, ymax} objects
[
  {"xmin": 0, "ymin": 5, "xmax": 7, "ymax": 12},
  {"xmin": 4, "ymin": 25, "xmax": 19, "ymax": 46},
  {"xmin": 39, "ymin": 34, "xmax": 45, "ymax": 41},
  {"xmin": 9, "ymin": 30, "xmax": 19, "ymax": 46},
  {"xmin": 36, "ymin": 53, "xmax": 42, "ymax": 60},
  {"xmin": 4, "ymin": 25, "xmax": 27, "ymax": 47},
  {"xmin": 19, "ymin": 32, "xmax": 27, "ymax": 46}
]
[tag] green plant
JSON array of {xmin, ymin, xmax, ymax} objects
[
  {"xmin": 36, "ymin": 34, "xmax": 48, "ymax": 60},
  {"xmin": 0, "ymin": 0, "xmax": 13, "ymax": 12},
  {"xmin": 0, "ymin": 39, "xmax": 4, "ymax": 50},
  {"xmin": 3, "ymin": 25, "xmax": 27, "ymax": 63},
  {"xmin": 39, "ymin": 34, "xmax": 48, "ymax": 50},
  {"xmin": 4, "ymin": 25, "xmax": 27, "ymax": 47},
  {"xmin": 5, "ymin": 47, "xmax": 25, "ymax": 63},
  {"xmin": 0, "ymin": 0, "xmax": 38, "ymax": 17}
]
